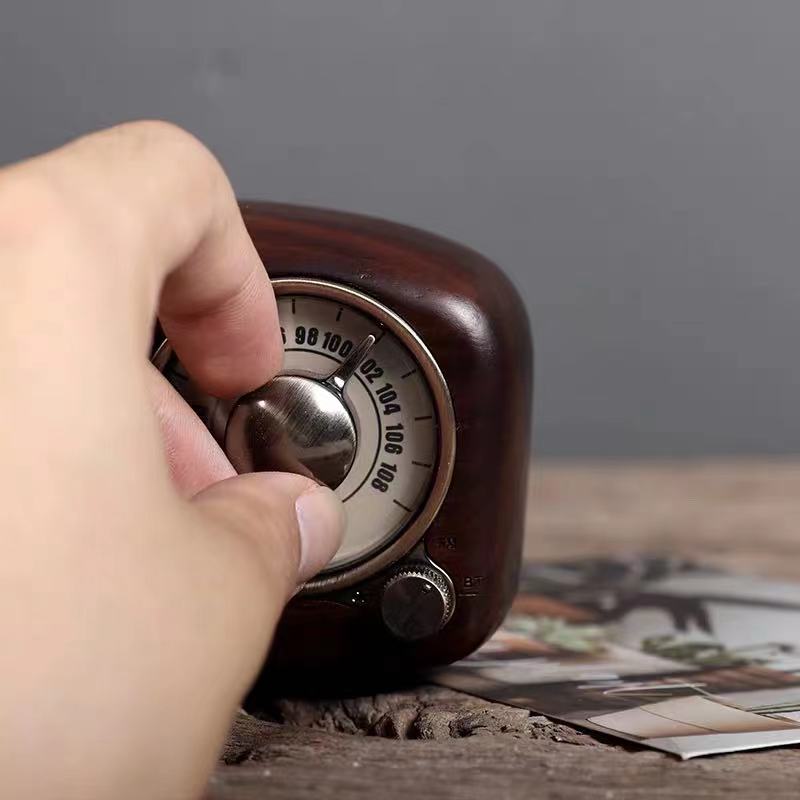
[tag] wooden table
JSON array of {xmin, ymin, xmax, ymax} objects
[{"xmin": 208, "ymin": 460, "xmax": 800, "ymax": 799}]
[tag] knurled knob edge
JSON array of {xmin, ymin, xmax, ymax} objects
[{"xmin": 382, "ymin": 565, "xmax": 456, "ymax": 627}]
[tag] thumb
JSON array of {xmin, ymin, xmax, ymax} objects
[{"xmin": 192, "ymin": 471, "xmax": 345, "ymax": 593}]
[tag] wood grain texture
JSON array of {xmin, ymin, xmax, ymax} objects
[{"xmin": 209, "ymin": 460, "xmax": 800, "ymax": 799}]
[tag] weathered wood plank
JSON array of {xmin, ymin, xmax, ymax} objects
[
  {"xmin": 526, "ymin": 460, "xmax": 800, "ymax": 578},
  {"xmin": 209, "ymin": 460, "xmax": 800, "ymax": 799}
]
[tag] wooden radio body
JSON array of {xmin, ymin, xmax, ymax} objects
[{"xmin": 233, "ymin": 202, "xmax": 533, "ymax": 695}]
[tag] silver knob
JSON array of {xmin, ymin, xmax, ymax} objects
[
  {"xmin": 381, "ymin": 566, "xmax": 455, "ymax": 641},
  {"xmin": 225, "ymin": 335, "xmax": 376, "ymax": 489}
]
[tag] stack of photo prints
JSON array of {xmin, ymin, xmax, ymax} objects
[{"xmin": 432, "ymin": 556, "xmax": 800, "ymax": 758}]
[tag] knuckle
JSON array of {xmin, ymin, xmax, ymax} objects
[
  {"xmin": 0, "ymin": 120, "xmax": 224, "ymax": 247},
  {"xmin": 69, "ymin": 120, "xmax": 231, "ymax": 262},
  {"xmin": 107, "ymin": 120, "xmax": 233, "ymax": 244},
  {"xmin": 113, "ymin": 119, "xmax": 208, "ymax": 156},
  {"xmin": 0, "ymin": 170, "xmax": 77, "ymax": 246},
  {"xmin": 112, "ymin": 119, "xmax": 223, "ymax": 182}
]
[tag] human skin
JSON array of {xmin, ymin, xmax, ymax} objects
[{"xmin": 0, "ymin": 121, "xmax": 344, "ymax": 799}]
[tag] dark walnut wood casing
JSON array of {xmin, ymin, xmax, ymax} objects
[{"xmin": 237, "ymin": 202, "xmax": 533, "ymax": 696}]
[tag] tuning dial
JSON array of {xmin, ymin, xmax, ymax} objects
[
  {"xmin": 224, "ymin": 334, "xmax": 376, "ymax": 489},
  {"xmin": 381, "ymin": 566, "xmax": 455, "ymax": 641}
]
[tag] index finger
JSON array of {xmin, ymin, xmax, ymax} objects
[{"xmin": 10, "ymin": 120, "xmax": 280, "ymax": 398}]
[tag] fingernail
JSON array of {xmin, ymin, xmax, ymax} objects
[{"xmin": 295, "ymin": 486, "xmax": 346, "ymax": 583}]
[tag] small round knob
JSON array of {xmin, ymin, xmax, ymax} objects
[{"xmin": 381, "ymin": 566, "xmax": 455, "ymax": 641}]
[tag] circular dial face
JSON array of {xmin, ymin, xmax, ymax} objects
[
  {"xmin": 276, "ymin": 292, "xmax": 438, "ymax": 570},
  {"xmin": 155, "ymin": 279, "xmax": 455, "ymax": 587}
]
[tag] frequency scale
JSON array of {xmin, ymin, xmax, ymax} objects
[{"xmin": 153, "ymin": 202, "xmax": 532, "ymax": 690}]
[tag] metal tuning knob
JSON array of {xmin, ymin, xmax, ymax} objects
[
  {"xmin": 381, "ymin": 565, "xmax": 455, "ymax": 641},
  {"xmin": 225, "ymin": 334, "xmax": 376, "ymax": 489}
]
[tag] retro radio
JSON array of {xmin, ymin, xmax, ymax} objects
[{"xmin": 153, "ymin": 203, "xmax": 532, "ymax": 691}]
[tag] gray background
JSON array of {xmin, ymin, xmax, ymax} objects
[{"xmin": 2, "ymin": 1, "xmax": 799, "ymax": 457}]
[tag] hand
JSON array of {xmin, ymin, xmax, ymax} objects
[{"xmin": 0, "ymin": 121, "xmax": 344, "ymax": 799}]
